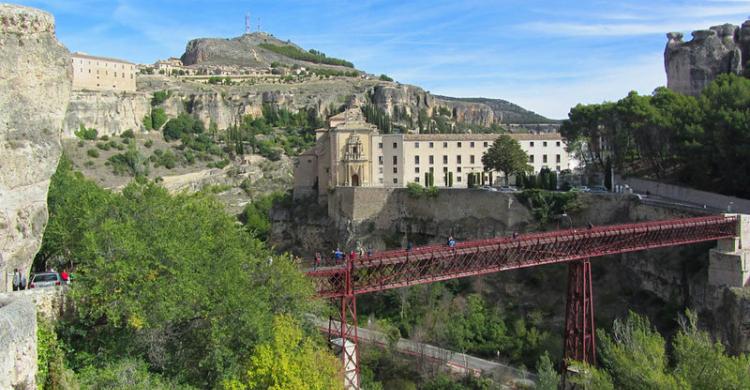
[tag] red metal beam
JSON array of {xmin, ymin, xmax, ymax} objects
[{"xmin": 308, "ymin": 215, "xmax": 737, "ymax": 298}]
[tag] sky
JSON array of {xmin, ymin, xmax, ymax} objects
[{"xmin": 15, "ymin": 0, "xmax": 750, "ymax": 119}]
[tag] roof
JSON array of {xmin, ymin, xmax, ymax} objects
[
  {"xmin": 71, "ymin": 52, "xmax": 135, "ymax": 65},
  {"xmin": 403, "ymin": 133, "xmax": 563, "ymax": 142}
]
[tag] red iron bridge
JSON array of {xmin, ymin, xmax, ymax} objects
[{"xmin": 306, "ymin": 215, "xmax": 740, "ymax": 389}]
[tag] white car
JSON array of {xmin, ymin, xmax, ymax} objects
[
  {"xmin": 480, "ymin": 186, "xmax": 498, "ymax": 192},
  {"xmin": 29, "ymin": 272, "xmax": 62, "ymax": 289}
]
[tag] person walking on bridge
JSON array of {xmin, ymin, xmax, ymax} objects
[
  {"xmin": 334, "ymin": 248, "xmax": 344, "ymax": 264},
  {"xmin": 314, "ymin": 252, "xmax": 321, "ymax": 270}
]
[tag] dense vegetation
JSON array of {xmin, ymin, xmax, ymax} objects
[
  {"xmin": 258, "ymin": 43, "xmax": 354, "ymax": 68},
  {"xmin": 561, "ymin": 73, "xmax": 750, "ymax": 197},
  {"xmin": 34, "ymin": 157, "xmax": 339, "ymax": 389},
  {"xmin": 539, "ymin": 311, "xmax": 750, "ymax": 390},
  {"xmin": 481, "ymin": 135, "xmax": 530, "ymax": 184}
]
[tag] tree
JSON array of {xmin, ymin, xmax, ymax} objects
[
  {"xmin": 223, "ymin": 315, "xmax": 342, "ymax": 390},
  {"xmin": 597, "ymin": 311, "xmax": 683, "ymax": 389},
  {"xmin": 481, "ymin": 135, "xmax": 531, "ymax": 185},
  {"xmin": 536, "ymin": 352, "xmax": 560, "ymax": 390}
]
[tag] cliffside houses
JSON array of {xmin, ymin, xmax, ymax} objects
[
  {"xmin": 294, "ymin": 108, "xmax": 576, "ymax": 199},
  {"xmin": 71, "ymin": 52, "xmax": 136, "ymax": 92}
]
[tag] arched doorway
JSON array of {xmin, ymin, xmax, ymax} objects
[{"xmin": 351, "ymin": 174, "xmax": 360, "ymax": 186}]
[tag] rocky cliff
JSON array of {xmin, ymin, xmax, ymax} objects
[
  {"xmin": 63, "ymin": 91, "xmax": 150, "ymax": 137},
  {"xmin": 0, "ymin": 4, "xmax": 71, "ymax": 292},
  {"xmin": 665, "ymin": 20, "xmax": 750, "ymax": 96}
]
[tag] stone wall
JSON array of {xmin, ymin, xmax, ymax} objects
[
  {"xmin": 63, "ymin": 91, "xmax": 150, "ymax": 137},
  {"xmin": 617, "ymin": 175, "xmax": 750, "ymax": 214},
  {"xmin": 0, "ymin": 297, "xmax": 37, "ymax": 390}
]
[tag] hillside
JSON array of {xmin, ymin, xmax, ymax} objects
[{"xmin": 435, "ymin": 95, "xmax": 558, "ymax": 125}]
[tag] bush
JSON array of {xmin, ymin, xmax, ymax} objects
[
  {"xmin": 120, "ymin": 129, "xmax": 135, "ymax": 138},
  {"xmin": 151, "ymin": 108, "xmax": 167, "ymax": 130},
  {"xmin": 258, "ymin": 43, "xmax": 354, "ymax": 67},
  {"xmin": 99, "ymin": 135, "xmax": 110, "ymax": 141},
  {"xmin": 151, "ymin": 90, "xmax": 169, "ymax": 106},
  {"xmin": 107, "ymin": 144, "xmax": 148, "ymax": 176},
  {"xmin": 96, "ymin": 142, "xmax": 110, "ymax": 151},
  {"xmin": 87, "ymin": 148, "xmax": 100, "ymax": 158},
  {"xmin": 37, "ymin": 318, "xmax": 78, "ymax": 389},
  {"xmin": 379, "ymin": 74, "xmax": 394, "ymax": 82},
  {"xmin": 75, "ymin": 125, "xmax": 98, "ymax": 140},
  {"xmin": 144, "ymin": 139, "xmax": 154, "ymax": 148},
  {"xmin": 77, "ymin": 140, "xmax": 85, "ymax": 148},
  {"xmin": 78, "ymin": 359, "xmax": 192, "ymax": 390}
]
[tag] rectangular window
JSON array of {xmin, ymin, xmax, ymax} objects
[
  {"xmin": 470, "ymin": 155, "xmax": 475, "ymax": 164},
  {"xmin": 415, "ymin": 167, "xmax": 420, "ymax": 173},
  {"xmin": 378, "ymin": 142, "xmax": 383, "ymax": 149},
  {"xmin": 457, "ymin": 176, "xmax": 462, "ymax": 182},
  {"xmin": 556, "ymin": 165, "xmax": 561, "ymax": 171},
  {"xmin": 379, "ymin": 156, "xmax": 383, "ymax": 165},
  {"xmin": 415, "ymin": 142, "xmax": 420, "ymax": 148},
  {"xmin": 429, "ymin": 142, "xmax": 434, "ymax": 148},
  {"xmin": 470, "ymin": 141, "xmax": 475, "ymax": 147},
  {"xmin": 393, "ymin": 142, "xmax": 397, "ymax": 149},
  {"xmin": 415, "ymin": 176, "xmax": 420, "ymax": 182},
  {"xmin": 457, "ymin": 142, "xmax": 462, "ymax": 148},
  {"xmin": 415, "ymin": 156, "xmax": 420, "ymax": 164},
  {"xmin": 443, "ymin": 167, "xmax": 448, "ymax": 173},
  {"xmin": 429, "ymin": 155, "xmax": 434, "ymax": 164},
  {"xmin": 393, "ymin": 156, "xmax": 398, "ymax": 164},
  {"xmin": 393, "ymin": 178, "xmax": 398, "ymax": 184},
  {"xmin": 556, "ymin": 154, "xmax": 561, "ymax": 163},
  {"xmin": 529, "ymin": 155, "xmax": 535, "ymax": 163},
  {"xmin": 429, "ymin": 167, "xmax": 434, "ymax": 174},
  {"xmin": 456, "ymin": 155, "xmax": 462, "ymax": 164},
  {"xmin": 556, "ymin": 141, "xmax": 561, "ymax": 147},
  {"xmin": 457, "ymin": 167, "xmax": 462, "ymax": 173},
  {"xmin": 543, "ymin": 141, "xmax": 548, "ymax": 147},
  {"xmin": 393, "ymin": 167, "xmax": 398, "ymax": 173},
  {"xmin": 443, "ymin": 142, "xmax": 448, "ymax": 148},
  {"xmin": 483, "ymin": 142, "xmax": 488, "ymax": 147},
  {"xmin": 543, "ymin": 155, "xmax": 548, "ymax": 163},
  {"xmin": 443, "ymin": 155, "xmax": 448, "ymax": 164},
  {"xmin": 530, "ymin": 141, "xmax": 535, "ymax": 147},
  {"xmin": 379, "ymin": 178, "xmax": 384, "ymax": 184},
  {"xmin": 379, "ymin": 167, "xmax": 383, "ymax": 174}
]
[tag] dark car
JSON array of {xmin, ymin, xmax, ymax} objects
[{"xmin": 589, "ymin": 185, "xmax": 608, "ymax": 193}]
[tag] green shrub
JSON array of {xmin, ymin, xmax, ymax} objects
[
  {"xmin": 378, "ymin": 74, "xmax": 394, "ymax": 82},
  {"xmin": 78, "ymin": 359, "xmax": 192, "ymax": 390},
  {"xmin": 120, "ymin": 129, "xmax": 135, "ymax": 138},
  {"xmin": 75, "ymin": 125, "xmax": 98, "ymax": 140},
  {"xmin": 151, "ymin": 108, "xmax": 167, "ymax": 130},
  {"xmin": 151, "ymin": 90, "xmax": 169, "ymax": 106},
  {"xmin": 77, "ymin": 140, "xmax": 85, "ymax": 148},
  {"xmin": 258, "ymin": 43, "xmax": 354, "ymax": 67},
  {"xmin": 406, "ymin": 182, "xmax": 425, "ymax": 198},
  {"xmin": 99, "ymin": 135, "xmax": 110, "ymax": 141},
  {"xmin": 87, "ymin": 148, "xmax": 100, "ymax": 158},
  {"xmin": 37, "ymin": 318, "xmax": 78, "ymax": 390},
  {"xmin": 107, "ymin": 144, "xmax": 148, "ymax": 176},
  {"xmin": 84, "ymin": 161, "xmax": 95, "ymax": 168},
  {"xmin": 144, "ymin": 139, "xmax": 154, "ymax": 148},
  {"xmin": 96, "ymin": 142, "xmax": 110, "ymax": 151},
  {"xmin": 208, "ymin": 158, "xmax": 230, "ymax": 169}
]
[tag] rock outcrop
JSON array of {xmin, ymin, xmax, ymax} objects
[
  {"xmin": 63, "ymin": 91, "xmax": 150, "ymax": 137},
  {"xmin": 0, "ymin": 4, "xmax": 71, "ymax": 291},
  {"xmin": 665, "ymin": 21, "xmax": 750, "ymax": 96}
]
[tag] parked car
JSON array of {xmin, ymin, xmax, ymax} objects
[
  {"xmin": 498, "ymin": 185, "xmax": 519, "ymax": 193},
  {"xmin": 480, "ymin": 186, "xmax": 498, "ymax": 192},
  {"xmin": 29, "ymin": 272, "xmax": 62, "ymax": 289},
  {"xmin": 569, "ymin": 186, "xmax": 590, "ymax": 193},
  {"xmin": 589, "ymin": 185, "xmax": 608, "ymax": 193}
]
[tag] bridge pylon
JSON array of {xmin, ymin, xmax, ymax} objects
[
  {"xmin": 328, "ymin": 257, "xmax": 360, "ymax": 389},
  {"xmin": 563, "ymin": 258, "xmax": 596, "ymax": 368}
]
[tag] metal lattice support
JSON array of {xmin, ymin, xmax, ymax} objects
[
  {"xmin": 563, "ymin": 258, "xmax": 596, "ymax": 367},
  {"xmin": 331, "ymin": 258, "xmax": 359, "ymax": 390}
]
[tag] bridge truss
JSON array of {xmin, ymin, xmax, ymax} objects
[{"xmin": 307, "ymin": 215, "xmax": 738, "ymax": 389}]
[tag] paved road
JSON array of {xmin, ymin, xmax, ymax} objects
[{"xmin": 314, "ymin": 317, "xmax": 537, "ymax": 386}]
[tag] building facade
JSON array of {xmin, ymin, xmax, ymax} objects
[
  {"xmin": 71, "ymin": 52, "xmax": 136, "ymax": 92},
  {"xmin": 294, "ymin": 109, "xmax": 576, "ymax": 198}
]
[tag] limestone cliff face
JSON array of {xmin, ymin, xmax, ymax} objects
[
  {"xmin": 665, "ymin": 21, "xmax": 750, "ymax": 96},
  {"xmin": 0, "ymin": 4, "xmax": 71, "ymax": 291},
  {"xmin": 64, "ymin": 91, "xmax": 150, "ymax": 136}
]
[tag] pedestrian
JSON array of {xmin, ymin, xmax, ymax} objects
[
  {"xmin": 20, "ymin": 270, "xmax": 27, "ymax": 290},
  {"xmin": 367, "ymin": 247, "xmax": 373, "ymax": 257},
  {"xmin": 61, "ymin": 269, "xmax": 70, "ymax": 284},
  {"xmin": 406, "ymin": 241, "xmax": 413, "ymax": 251},
  {"xmin": 12, "ymin": 268, "xmax": 20, "ymax": 291},
  {"xmin": 334, "ymin": 248, "xmax": 344, "ymax": 264},
  {"xmin": 512, "ymin": 232, "xmax": 519, "ymax": 239},
  {"xmin": 349, "ymin": 250, "xmax": 357, "ymax": 260},
  {"xmin": 314, "ymin": 252, "xmax": 321, "ymax": 270},
  {"xmin": 448, "ymin": 236, "xmax": 456, "ymax": 248}
]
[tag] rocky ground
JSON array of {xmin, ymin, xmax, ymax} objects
[{"xmin": 64, "ymin": 132, "xmax": 293, "ymax": 215}]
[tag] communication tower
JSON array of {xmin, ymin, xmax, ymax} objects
[{"xmin": 245, "ymin": 13, "xmax": 251, "ymax": 34}]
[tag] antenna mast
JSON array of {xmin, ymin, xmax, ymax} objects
[
  {"xmin": 245, "ymin": 13, "xmax": 251, "ymax": 34},
  {"xmin": 257, "ymin": 17, "xmax": 261, "ymax": 33}
]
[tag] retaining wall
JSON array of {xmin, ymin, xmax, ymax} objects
[
  {"xmin": 617, "ymin": 176, "xmax": 750, "ymax": 214},
  {"xmin": 0, "ymin": 297, "xmax": 37, "ymax": 390}
]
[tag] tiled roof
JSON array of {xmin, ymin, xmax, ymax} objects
[
  {"xmin": 71, "ymin": 52, "xmax": 134, "ymax": 65},
  {"xmin": 403, "ymin": 132, "xmax": 562, "ymax": 141}
]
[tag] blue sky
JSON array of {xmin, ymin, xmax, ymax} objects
[{"xmin": 16, "ymin": 0, "xmax": 750, "ymax": 119}]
